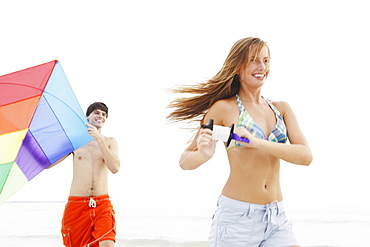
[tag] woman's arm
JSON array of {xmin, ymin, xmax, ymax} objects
[
  {"xmin": 235, "ymin": 101, "xmax": 313, "ymax": 166},
  {"xmin": 255, "ymin": 140, "xmax": 312, "ymax": 166},
  {"xmin": 179, "ymin": 127, "xmax": 216, "ymax": 170},
  {"xmin": 179, "ymin": 100, "xmax": 232, "ymax": 170}
]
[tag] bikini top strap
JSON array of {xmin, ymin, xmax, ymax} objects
[
  {"xmin": 261, "ymin": 96, "xmax": 282, "ymax": 117},
  {"xmin": 235, "ymin": 94, "xmax": 245, "ymax": 113},
  {"xmin": 237, "ymin": 94, "xmax": 282, "ymax": 117}
]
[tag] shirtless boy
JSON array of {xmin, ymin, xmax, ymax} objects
[{"xmin": 52, "ymin": 102, "xmax": 120, "ymax": 247}]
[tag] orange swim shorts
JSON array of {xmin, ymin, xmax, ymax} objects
[{"xmin": 61, "ymin": 194, "xmax": 116, "ymax": 247}]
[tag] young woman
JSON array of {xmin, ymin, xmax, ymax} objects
[{"xmin": 167, "ymin": 37, "xmax": 312, "ymax": 246}]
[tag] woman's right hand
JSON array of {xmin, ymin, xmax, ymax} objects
[{"xmin": 197, "ymin": 128, "xmax": 217, "ymax": 159}]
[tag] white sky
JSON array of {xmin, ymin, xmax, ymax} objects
[{"xmin": 1, "ymin": 0, "xmax": 369, "ymax": 214}]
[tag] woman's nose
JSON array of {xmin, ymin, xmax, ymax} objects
[{"xmin": 257, "ymin": 60, "xmax": 266, "ymax": 70}]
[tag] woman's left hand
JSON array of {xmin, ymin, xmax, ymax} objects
[{"xmin": 234, "ymin": 126, "xmax": 260, "ymax": 148}]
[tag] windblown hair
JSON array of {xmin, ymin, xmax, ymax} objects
[
  {"xmin": 86, "ymin": 102, "xmax": 109, "ymax": 118},
  {"xmin": 167, "ymin": 37, "xmax": 270, "ymax": 125}
]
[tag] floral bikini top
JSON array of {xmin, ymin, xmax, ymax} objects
[{"xmin": 227, "ymin": 94, "xmax": 287, "ymax": 150}]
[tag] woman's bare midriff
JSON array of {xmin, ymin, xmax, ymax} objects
[{"xmin": 221, "ymin": 147, "xmax": 282, "ymax": 205}]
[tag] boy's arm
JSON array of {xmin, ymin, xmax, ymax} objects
[{"xmin": 47, "ymin": 154, "xmax": 71, "ymax": 169}]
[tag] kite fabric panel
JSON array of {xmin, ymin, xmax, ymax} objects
[{"xmin": 0, "ymin": 60, "xmax": 93, "ymax": 205}]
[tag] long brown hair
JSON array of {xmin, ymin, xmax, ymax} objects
[{"xmin": 167, "ymin": 37, "xmax": 269, "ymax": 125}]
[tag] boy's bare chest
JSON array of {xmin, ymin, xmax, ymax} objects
[{"xmin": 74, "ymin": 141, "xmax": 104, "ymax": 163}]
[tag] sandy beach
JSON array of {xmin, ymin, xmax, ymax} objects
[{"xmin": 0, "ymin": 201, "xmax": 369, "ymax": 246}]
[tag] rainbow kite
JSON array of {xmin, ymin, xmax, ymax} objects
[{"xmin": 0, "ymin": 60, "xmax": 93, "ymax": 205}]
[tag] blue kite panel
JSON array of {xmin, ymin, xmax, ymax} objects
[
  {"xmin": 44, "ymin": 61, "xmax": 93, "ymax": 150},
  {"xmin": 29, "ymin": 96, "xmax": 74, "ymax": 164}
]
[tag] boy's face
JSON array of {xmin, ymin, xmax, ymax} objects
[{"xmin": 87, "ymin": 109, "xmax": 107, "ymax": 128}]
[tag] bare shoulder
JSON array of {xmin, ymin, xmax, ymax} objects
[
  {"xmin": 104, "ymin": 136, "xmax": 118, "ymax": 147},
  {"xmin": 268, "ymin": 100, "xmax": 293, "ymax": 116},
  {"xmin": 209, "ymin": 97, "xmax": 236, "ymax": 112},
  {"xmin": 205, "ymin": 96, "xmax": 238, "ymax": 125}
]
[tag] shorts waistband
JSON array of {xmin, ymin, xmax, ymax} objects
[
  {"xmin": 218, "ymin": 194, "xmax": 285, "ymax": 213},
  {"xmin": 67, "ymin": 194, "xmax": 110, "ymax": 203}
]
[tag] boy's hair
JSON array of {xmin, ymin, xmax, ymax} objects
[{"xmin": 86, "ymin": 102, "xmax": 108, "ymax": 118}]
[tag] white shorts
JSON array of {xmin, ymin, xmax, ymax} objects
[{"xmin": 209, "ymin": 195, "xmax": 299, "ymax": 247}]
